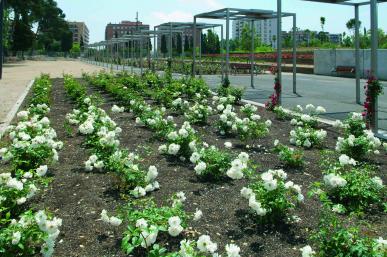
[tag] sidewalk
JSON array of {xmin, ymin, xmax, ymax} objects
[{"xmin": 0, "ymin": 60, "xmax": 107, "ymax": 132}]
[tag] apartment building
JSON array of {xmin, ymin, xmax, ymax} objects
[
  {"xmin": 68, "ymin": 21, "xmax": 89, "ymax": 46},
  {"xmin": 105, "ymin": 21, "xmax": 150, "ymax": 40}
]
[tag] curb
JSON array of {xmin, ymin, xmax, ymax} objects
[{"xmin": 0, "ymin": 79, "xmax": 35, "ymax": 137}]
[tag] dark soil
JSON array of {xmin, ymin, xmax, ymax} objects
[{"xmin": 32, "ymin": 78, "xmax": 386, "ymax": 257}]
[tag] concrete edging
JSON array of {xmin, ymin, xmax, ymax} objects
[{"xmin": 0, "ymin": 79, "xmax": 35, "ymax": 137}]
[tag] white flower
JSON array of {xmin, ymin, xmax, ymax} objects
[
  {"xmin": 265, "ymin": 120, "xmax": 272, "ymax": 127},
  {"xmin": 190, "ymin": 152, "xmax": 201, "ymax": 164},
  {"xmin": 16, "ymin": 197, "xmax": 27, "ymax": 205},
  {"xmin": 263, "ymin": 179, "xmax": 278, "ymax": 191},
  {"xmin": 303, "ymin": 139, "xmax": 312, "ymax": 148},
  {"xmin": 375, "ymin": 237, "xmax": 387, "ymax": 251},
  {"xmin": 224, "ymin": 142, "xmax": 233, "ymax": 149},
  {"xmin": 132, "ymin": 186, "xmax": 146, "ymax": 198},
  {"xmin": 248, "ymin": 196, "xmax": 267, "ymax": 216},
  {"xmin": 333, "ymin": 120, "xmax": 344, "ymax": 128},
  {"xmin": 176, "ymin": 191, "xmax": 186, "ymax": 203},
  {"xmin": 338, "ymin": 154, "xmax": 357, "ymax": 166},
  {"xmin": 136, "ymin": 218, "xmax": 148, "ymax": 229},
  {"xmin": 240, "ymin": 187, "xmax": 253, "ymax": 199},
  {"xmin": 100, "ymin": 210, "xmax": 122, "ymax": 226},
  {"xmin": 238, "ymin": 152, "xmax": 249, "ymax": 163},
  {"xmin": 227, "ymin": 167, "xmax": 244, "ymax": 180},
  {"xmin": 140, "ymin": 227, "xmax": 158, "ymax": 248},
  {"xmin": 168, "ymin": 224, "xmax": 183, "ymax": 237},
  {"xmin": 168, "ymin": 144, "xmax": 181, "ymax": 155},
  {"xmin": 194, "ymin": 162, "xmax": 207, "ymax": 175},
  {"xmin": 109, "ymin": 216, "xmax": 122, "ymax": 226},
  {"xmin": 323, "ymin": 174, "xmax": 347, "ymax": 188},
  {"xmin": 300, "ymin": 245, "xmax": 315, "ymax": 257},
  {"xmin": 225, "ymin": 243, "xmax": 241, "ymax": 257},
  {"xmin": 11, "ymin": 231, "xmax": 21, "ymax": 245},
  {"xmin": 197, "ymin": 235, "xmax": 217, "ymax": 253},
  {"xmin": 193, "ymin": 209, "xmax": 203, "ymax": 221},
  {"xmin": 146, "ymin": 166, "xmax": 158, "ymax": 182},
  {"xmin": 158, "ymin": 144, "xmax": 167, "ymax": 153},
  {"xmin": 111, "ymin": 105, "xmax": 124, "ymax": 113},
  {"xmin": 274, "ymin": 139, "xmax": 279, "ymax": 147},
  {"xmin": 316, "ymin": 106, "xmax": 326, "ymax": 114},
  {"xmin": 371, "ymin": 176, "xmax": 383, "ymax": 188},
  {"xmin": 305, "ymin": 104, "xmax": 315, "ymax": 113},
  {"xmin": 35, "ymin": 165, "xmax": 48, "ymax": 177}
]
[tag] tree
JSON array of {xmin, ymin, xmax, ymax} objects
[
  {"xmin": 70, "ymin": 43, "xmax": 81, "ymax": 57},
  {"xmin": 12, "ymin": 18, "xmax": 35, "ymax": 56},
  {"xmin": 240, "ymin": 24, "xmax": 260, "ymax": 51},
  {"xmin": 320, "ymin": 17, "xmax": 326, "ymax": 32},
  {"xmin": 346, "ymin": 18, "xmax": 361, "ymax": 35},
  {"xmin": 61, "ymin": 30, "xmax": 73, "ymax": 54},
  {"xmin": 161, "ymin": 35, "xmax": 168, "ymax": 56}
]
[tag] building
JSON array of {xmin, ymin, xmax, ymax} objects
[
  {"xmin": 105, "ymin": 21, "xmax": 150, "ymax": 40},
  {"xmin": 232, "ymin": 19, "xmax": 278, "ymax": 47},
  {"xmin": 68, "ymin": 21, "xmax": 89, "ymax": 46},
  {"xmin": 328, "ymin": 33, "xmax": 343, "ymax": 44}
]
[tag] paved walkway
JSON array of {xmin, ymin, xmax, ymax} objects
[
  {"xmin": 86, "ymin": 60, "xmax": 387, "ymax": 133},
  {"xmin": 0, "ymin": 60, "xmax": 107, "ymax": 130}
]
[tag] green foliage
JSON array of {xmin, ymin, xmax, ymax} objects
[
  {"xmin": 121, "ymin": 197, "xmax": 187, "ymax": 254},
  {"xmin": 273, "ymin": 142, "xmax": 304, "ymax": 168},
  {"xmin": 309, "ymin": 152, "xmax": 385, "ymax": 214},
  {"xmin": 311, "ymin": 211, "xmax": 385, "ymax": 256},
  {"xmin": 217, "ymin": 85, "xmax": 243, "ymax": 104}
]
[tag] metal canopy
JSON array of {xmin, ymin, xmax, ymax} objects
[
  {"xmin": 193, "ymin": 7, "xmax": 297, "ymax": 94},
  {"xmin": 195, "ymin": 8, "xmax": 294, "ymax": 20},
  {"xmin": 303, "ymin": 0, "xmax": 387, "ymax": 6},
  {"xmin": 156, "ymin": 22, "xmax": 222, "ymax": 30},
  {"xmin": 303, "ymin": 0, "xmax": 385, "ymax": 136}
]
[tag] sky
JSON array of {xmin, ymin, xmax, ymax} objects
[{"xmin": 56, "ymin": 0, "xmax": 387, "ymax": 43}]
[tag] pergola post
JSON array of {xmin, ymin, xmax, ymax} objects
[
  {"xmin": 181, "ymin": 32, "xmax": 185, "ymax": 58},
  {"xmin": 192, "ymin": 17, "xmax": 197, "ymax": 77},
  {"xmin": 225, "ymin": 9, "xmax": 230, "ymax": 81},
  {"xmin": 140, "ymin": 37, "xmax": 143, "ymax": 75},
  {"xmin": 250, "ymin": 20, "xmax": 255, "ymax": 88},
  {"xmin": 221, "ymin": 25, "xmax": 224, "ymax": 82},
  {"xmin": 355, "ymin": 4, "xmax": 361, "ymax": 104},
  {"xmin": 277, "ymin": 0, "xmax": 283, "ymax": 105},
  {"xmin": 292, "ymin": 14, "xmax": 297, "ymax": 94},
  {"xmin": 169, "ymin": 23, "xmax": 173, "ymax": 60},
  {"xmin": 370, "ymin": 0, "xmax": 378, "ymax": 132},
  {"xmin": 199, "ymin": 32, "xmax": 202, "ymax": 76}
]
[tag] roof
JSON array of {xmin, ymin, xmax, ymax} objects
[{"xmin": 195, "ymin": 8, "xmax": 295, "ymax": 20}]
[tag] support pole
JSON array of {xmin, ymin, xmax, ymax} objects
[
  {"xmin": 221, "ymin": 25, "xmax": 224, "ymax": 82},
  {"xmin": 199, "ymin": 32, "xmax": 202, "ymax": 76},
  {"xmin": 277, "ymin": 0, "xmax": 283, "ymax": 105},
  {"xmin": 250, "ymin": 20, "xmax": 255, "ymax": 88},
  {"xmin": 370, "ymin": 0, "xmax": 378, "ymax": 132},
  {"xmin": 181, "ymin": 32, "xmax": 184, "ymax": 58},
  {"xmin": 140, "ymin": 38, "xmax": 143, "ymax": 75},
  {"xmin": 226, "ymin": 9, "xmax": 230, "ymax": 81},
  {"xmin": 292, "ymin": 14, "xmax": 297, "ymax": 94},
  {"xmin": 355, "ymin": 4, "xmax": 361, "ymax": 104},
  {"xmin": 192, "ymin": 17, "xmax": 197, "ymax": 77},
  {"xmin": 169, "ymin": 23, "xmax": 173, "ymax": 60}
]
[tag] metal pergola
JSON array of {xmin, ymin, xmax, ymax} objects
[
  {"xmin": 193, "ymin": 8, "xmax": 297, "ymax": 95},
  {"xmin": 302, "ymin": 0, "xmax": 387, "ymax": 135},
  {"xmin": 86, "ymin": 34, "xmax": 152, "ymax": 74}
]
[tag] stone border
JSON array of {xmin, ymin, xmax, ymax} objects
[{"xmin": 0, "ymin": 79, "xmax": 35, "ymax": 137}]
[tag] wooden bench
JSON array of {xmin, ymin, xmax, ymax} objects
[
  {"xmin": 332, "ymin": 66, "xmax": 356, "ymax": 75},
  {"xmin": 230, "ymin": 63, "xmax": 260, "ymax": 75}
]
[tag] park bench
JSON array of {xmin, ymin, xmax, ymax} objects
[
  {"xmin": 230, "ymin": 63, "xmax": 260, "ymax": 75},
  {"xmin": 332, "ymin": 66, "xmax": 356, "ymax": 76}
]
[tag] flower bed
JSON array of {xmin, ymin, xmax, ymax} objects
[{"xmin": 1, "ymin": 71, "xmax": 385, "ymax": 257}]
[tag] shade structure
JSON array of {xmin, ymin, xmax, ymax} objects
[
  {"xmin": 303, "ymin": 0, "xmax": 387, "ymax": 136},
  {"xmin": 194, "ymin": 7, "xmax": 297, "ymax": 99}
]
